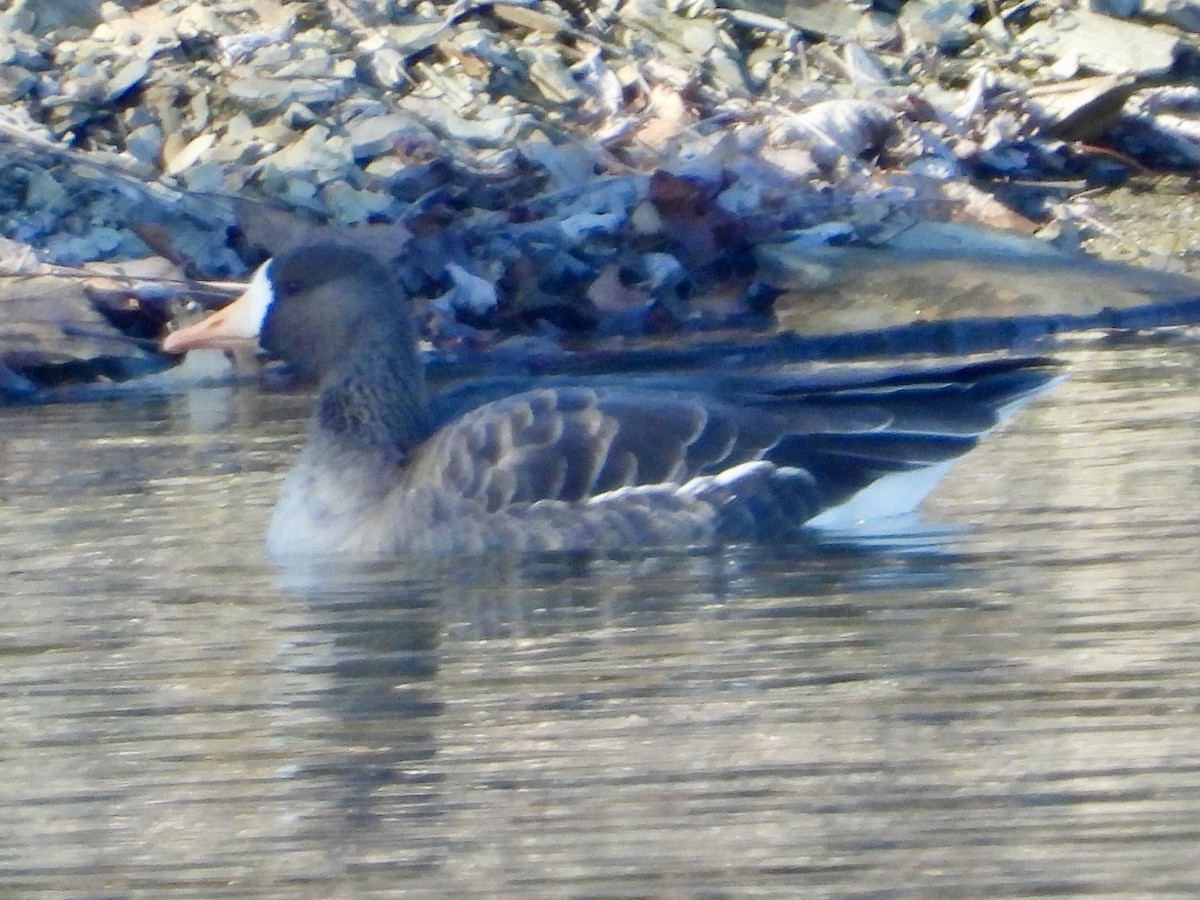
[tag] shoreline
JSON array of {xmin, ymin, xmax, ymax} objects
[{"xmin": 3, "ymin": 0, "xmax": 1200, "ymax": 396}]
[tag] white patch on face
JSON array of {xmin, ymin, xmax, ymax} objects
[{"xmin": 228, "ymin": 259, "xmax": 276, "ymax": 337}]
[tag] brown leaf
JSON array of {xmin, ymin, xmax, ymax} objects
[{"xmin": 587, "ymin": 263, "xmax": 647, "ymax": 312}]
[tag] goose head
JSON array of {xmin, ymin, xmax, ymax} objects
[{"xmin": 162, "ymin": 244, "xmax": 420, "ymax": 383}]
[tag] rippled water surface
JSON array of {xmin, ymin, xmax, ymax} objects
[{"xmin": 5, "ymin": 341, "xmax": 1200, "ymax": 897}]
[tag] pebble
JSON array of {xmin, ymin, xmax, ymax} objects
[
  {"xmin": 164, "ymin": 133, "xmax": 215, "ymax": 175},
  {"xmin": 899, "ymin": 0, "xmax": 978, "ymax": 53},
  {"xmin": 105, "ymin": 57, "xmax": 148, "ymax": 104},
  {"xmin": 0, "ymin": 66, "xmax": 36, "ymax": 103},
  {"xmin": 320, "ymin": 181, "xmax": 395, "ymax": 225},
  {"xmin": 347, "ymin": 113, "xmax": 414, "ymax": 160}
]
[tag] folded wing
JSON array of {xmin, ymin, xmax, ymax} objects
[{"xmin": 409, "ymin": 357, "xmax": 1060, "ymax": 533}]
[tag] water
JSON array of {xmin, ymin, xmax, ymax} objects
[{"xmin": 4, "ymin": 340, "xmax": 1200, "ymax": 897}]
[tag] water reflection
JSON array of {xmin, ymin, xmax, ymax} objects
[{"xmin": 4, "ymin": 342, "xmax": 1200, "ymax": 895}]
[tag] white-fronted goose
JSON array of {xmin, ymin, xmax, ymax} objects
[{"xmin": 162, "ymin": 244, "xmax": 1061, "ymax": 560}]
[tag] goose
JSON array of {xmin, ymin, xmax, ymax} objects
[{"xmin": 162, "ymin": 243, "xmax": 1060, "ymax": 560}]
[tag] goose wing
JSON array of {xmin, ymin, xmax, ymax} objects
[
  {"xmin": 410, "ymin": 386, "xmax": 814, "ymax": 511},
  {"xmin": 407, "ymin": 357, "xmax": 1060, "ymax": 519}
]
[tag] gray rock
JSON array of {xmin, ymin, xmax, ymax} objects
[
  {"xmin": 180, "ymin": 161, "xmax": 225, "ymax": 193},
  {"xmin": 89, "ymin": 225, "xmax": 125, "ymax": 254},
  {"xmin": 320, "ymin": 180, "xmax": 396, "ymax": 225},
  {"xmin": 365, "ymin": 47, "xmax": 407, "ymax": 90},
  {"xmin": 23, "ymin": 167, "xmax": 69, "ymax": 216},
  {"xmin": 362, "ymin": 156, "xmax": 411, "ymax": 181},
  {"xmin": 6, "ymin": 0, "xmax": 104, "ymax": 35},
  {"xmin": 0, "ymin": 65, "xmax": 36, "ymax": 103},
  {"xmin": 252, "ymin": 117, "xmax": 299, "ymax": 150},
  {"xmin": 520, "ymin": 44, "xmax": 586, "ymax": 105},
  {"xmin": 188, "ymin": 90, "xmax": 209, "ymax": 131},
  {"xmin": 260, "ymin": 125, "xmax": 353, "ymax": 180},
  {"xmin": 709, "ymin": 49, "xmax": 753, "ymax": 99},
  {"xmin": 347, "ymin": 113, "xmax": 416, "ymax": 160},
  {"xmin": 225, "ymin": 112, "xmax": 255, "ymax": 144},
  {"xmin": 397, "ymin": 95, "xmax": 528, "ymax": 147},
  {"xmin": 278, "ymin": 178, "xmax": 319, "ymax": 209},
  {"xmin": 274, "ymin": 56, "xmax": 341, "ymax": 80},
  {"xmin": 227, "ymin": 77, "xmax": 349, "ymax": 112},
  {"xmin": 1089, "ymin": 0, "xmax": 1142, "ymax": 16},
  {"xmin": 41, "ymin": 232, "xmax": 102, "ymax": 265},
  {"xmin": 336, "ymin": 97, "xmax": 392, "ymax": 124},
  {"xmin": 62, "ymin": 61, "xmax": 108, "ymax": 104},
  {"xmin": 216, "ymin": 22, "xmax": 294, "ymax": 66},
  {"xmin": 898, "ymin": 0, "xmax": 977, "ymax": 54},
  {"xmin": 164, "ymin": 133, "xmax": 215, "ymax": 175},
  {"xmin": 125, "ymin": 123, "xmax": 163, "ymax": 166},
  {"xmin": 1022, "ymin": 8, "xmax": 1180, "ymax": 76},
  {"xmin": 7, "ymin": 37, "xmax": 39, "ymax": 75},
  {"xmin": 283, "ymin": 103, "xmax": 318, "ymax": 129},
  {"xmin": 1142, "ymin": 0, "xmax": 1200, "ymax": 31},
  {"xmin": 721, "ymin": 0, "xmax": 863, "ymax": 40},
  {"xmin": 123, "ymin": 104, "xmax": 157, "ymax": 129},
  {"xmin": 106, "ymin": 57, "xmax": 149, "ymax": 104},
  {"xmin": 1025, "ymin": 75, "xmax": 1139, "ymax": 140},
  {"xmin": 378, "ymin": 18, "xmax": 455, "ymax": 55},
  {"xmin": 163, "ymin": 225, "xmax": 243, "ymax": 278},
  {"xmin": 844, "ymin": 44, "xmax": 895, "ymax": 92}
]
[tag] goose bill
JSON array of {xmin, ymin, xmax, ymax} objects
[{"xmin": 161, "ymin": 260, "xmax": 275, "ymax": 353}]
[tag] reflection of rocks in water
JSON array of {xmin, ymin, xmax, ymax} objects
[
  {"xmin": 428, "ymin": 537, "xmax": 976, "ymax": 641},
  {"xmin": 278, "ymin": 579, "xmax": 445, "ymax": 846},
  {"xmin": 267, "ymin": 532, "xmax": 981, "ymax": 872}
]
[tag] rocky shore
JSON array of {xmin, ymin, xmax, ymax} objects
[{"xmin": 3, "ymin": 0, "xmax": 1200, "ymax": 398}]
